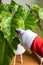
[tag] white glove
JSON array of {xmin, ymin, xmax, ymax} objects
[{"xmin": 16, "ymin": 29, "xmax": 37, "ymax": 50}]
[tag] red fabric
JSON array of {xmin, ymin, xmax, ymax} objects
[{"xmin": 31, "ymin": 36, "xmax": 43, "ymax": 57}]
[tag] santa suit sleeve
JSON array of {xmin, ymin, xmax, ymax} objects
[{"xmin": 31, "ymin": 36, "xmax": 43, "ymax": 57}]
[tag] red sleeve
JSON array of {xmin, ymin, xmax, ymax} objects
[{"xmin": 31, "ymin": 36, "xmax": 43, "ymax": 57}]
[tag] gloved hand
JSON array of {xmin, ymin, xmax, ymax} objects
[{"xmin": 16, "ymin": 29, "xmax": 37, "ymax": 50}]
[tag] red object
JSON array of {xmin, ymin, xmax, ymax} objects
[{"xmin": 31, "ymin": 36, "xmax": 43, "ymax": 57}]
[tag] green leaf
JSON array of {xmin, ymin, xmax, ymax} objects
[
  {"xmin": 0, "ymin": 11, "xmax": 12, "ymax": 43},
  {"xmin": 39, "ymin": 8, "xmax": 43, "ymax": 20},
  {"xmin": 9, "ymin": 0, "xmax": 18, "ymax": 14},
  {"xmin": 0, "ymin": 1, "xmax": 26, "ymax": 65},
  {"xmin": 37, "ymin": 20, "xmax": 42, "ymax": 31},
  {"xmin": 0, "ymin": 3, "xmax": 10, "ymax": 12},
  {"xmin": 0, "ymin": 31, "xmax": 5, "ymax": 65},
  {"xmin": 25, "ymin": 10, "xmax": 38, "ymax": 32},
  {"xmin": 0, "ymin": 31, "xmax": 19, "ymax": 65},
  {"xmin": 14, "ymin": 5, "xmax": 27, "ymax": 19},
  {"xmin": 33, "ymin": 4, "xmax": 40, "ymax": 13},
  {"xmin": 0, "ymin": 31, "xmax": 14, "ymax": 65},
  {"xmin": 2, "ymin": 43, "xmax": 14, "ymax": 65},
  {"xmin": 16, "ymin": 18, "xmax": 25, "ymax": 29},
  {"xmin": 33, "ymin": 4, "xmax": 43, "ymax": 20},
  {"xmin": 11, "ymin": 37, "xmax": 20, "ymax": 50},
  {"xmin": 11, "ymin": 17, "xmax": 25, "ymax": 40}
]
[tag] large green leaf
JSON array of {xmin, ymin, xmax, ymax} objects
[
  {"xmin": 9, "ymin": 0, "xmax": 19, "ymax": 15},
  {"xmin": 37, "ymin": 20, "xmax": 42, "ymax": 31},
  {"xmin": 11, "ymin": 37, "xmax": 20, "ymax": 50},
  {"xmin": 24, "ymin": 10, "xmax": 38, "ymax": 32},
  {"xmin": 0, "ymin": 11, "xmax": 12, "ymax": 43},
  {"xmin": 0, "ymin": 1, "xmax": 25, "ymax": 65},
  {"xmin": 33, "ymin": 4, "xmax": 43, "ymax": 20},
  {"xmin": 0, "ymin": 31, "xmax": 14, "ymax": 65},
  {"xmin": 0, "ymin": 3, "xmax": 10, "ymax": 13},
  {"xmin": 0, "ymin": 31, "xmax": 5, "ymax": 65},
  {"xmin": 12, "ymin": 17, "xmax": 25, "ymax": 29},
  {"xmin": 14, "ymin": 4, "xmax": 27, "ymax": 20},
  {"xmin": 0, "ymin": 30, "xmax": 20, "ymax": 65},
  {"xmin": 39, "ymin": 8, "xmax": 43, "ymax": 20},
  {"xmin": 11, "ymin": 17, "xmax": 25, "ymax": 40}
]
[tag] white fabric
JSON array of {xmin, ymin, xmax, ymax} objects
[
  {"xmin": 41, "ymin": 58, "xmax": 43, "ymax": 62},
  {"xmin": 20, "ymin": 29, "xmax": 37, "ymax": 50},
  {"xmin": 13, "ymin": 44, "xmax": 25, "ymax": 55}
]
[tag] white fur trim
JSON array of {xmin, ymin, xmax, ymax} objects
[{"xmin": 21, "ymin": 29, "xmax": 37, "ymax": 50}]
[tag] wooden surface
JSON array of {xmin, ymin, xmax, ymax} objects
[{"xmin": 10, "ymin": 52, "xmax": 40, "ymax": 65}]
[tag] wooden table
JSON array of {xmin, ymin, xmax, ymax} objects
[{"xmin": 10, "ymin": 52, "xmax": 39, "ymax": 65}]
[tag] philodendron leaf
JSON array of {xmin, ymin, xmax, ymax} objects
[
  {"xmin": 14, "ymin": 5, "xmax": 27, "ymax": 19},
  {"xmin": 0, "ymin": 31, "xmax": 5, "ymax": 65},
  {"xmin": 0, "ymin": 11, "xmax": 12, "ymax": 43},
  {"xmin": 11, "ymin": 17, "xmax": 25, "ymax": 40},
  {"xmin": 3, "ymin": 45, "xmax": 14, "ymax": 65},
  {"xmin": 16, "ymin": 18, "xmax": 25, "ymax": 29},
  {"xmin": 10, "ymin": 37, "xmax": 20, "ymax": 50},
  {"xmin": 25, "ymin": 10, "xmax": 38, "ymax": 32},
  {"xmin": 0, "ymin": 3, "xmax": 10, "ymax": 12},
  {"xmin": 39, "ymin": 8, "xmax": 43, "ymax": 20},
  {"xmin": 37, "ymin": 20, "xmax": 42, "ymax": 31},
  {"xmin": 0, "ymin": 31, "xmax": 14, "ymax": 65},
  {"xmin": 9, "ymin": 0, "xmax": 18, "ymax": 14},
  {"xmin": 33, "ymin": 4, "xmax": 43, "ymax": 20}
]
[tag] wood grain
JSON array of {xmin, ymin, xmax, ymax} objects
[{"xmin": 10, "ymin": 52, "xmax": 39, "ymax": 65}]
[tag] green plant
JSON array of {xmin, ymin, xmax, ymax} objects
[
  {"xmin": 0, "ymin": 0, "xmax": 25, "ymax": 65},
  {"xmin": 26, "ymin": 4, "xmax": 42, "ymax": 31},
  {"xmin": 0, "ymin": 0, "xmax": 43, "ymax": 65}
]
